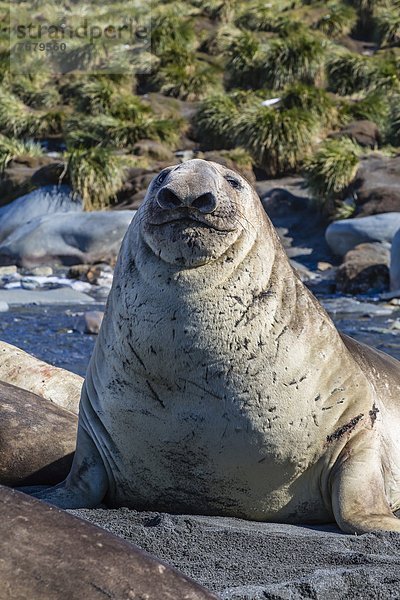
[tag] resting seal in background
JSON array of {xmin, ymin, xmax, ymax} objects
[{"xmin": 28, "ymin": 159, "xmax": 400, "ymax": 534}]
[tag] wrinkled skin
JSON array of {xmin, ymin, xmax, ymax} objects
[{"xmin": 26, "ymin": 160, "xmax": 400, "ymax": 534}]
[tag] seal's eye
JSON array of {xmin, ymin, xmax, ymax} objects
[
  {"xmin": 225, "ymin": 176, "xmax": 242, "ymax": 190},
  {"xmin": 156, "ymin": 171, "xmax": 169, "ymax": 186}
]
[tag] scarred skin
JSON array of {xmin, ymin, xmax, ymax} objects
[{"xmin": 29, "ymin": 159, "xmax": 400, "ymax": 534}]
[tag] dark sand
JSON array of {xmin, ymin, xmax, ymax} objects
[{"xmin": 71, "ymin": 508, "xmax": 400, "ymax": 599}]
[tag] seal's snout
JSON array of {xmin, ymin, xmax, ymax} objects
[{"xmin": 156, "ymin": 187, "xmax": 218, "ymax": 214}]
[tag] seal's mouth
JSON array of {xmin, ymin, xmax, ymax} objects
[{"xmin": 148, "ymin": 211, "xmax": 236, "ymax": 233}]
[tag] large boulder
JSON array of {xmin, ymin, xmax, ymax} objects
[
  {"xmin": 326, "ymin": 213, "xmax": 400, "ymax": 257},
  {"xmin": 354, "ymin": 155, "xmax": 400, "ymax": 216},
  {"xmin": 0, "ymin": 155, "xmax": 59, "ymax": 209},
  {"xmin": 0, "ymin": 185, "xmax": 81, "ymax": 244},
  {"xmin": 0, "ymin": 210, "xmax": 135, "ymax": 267},
  {"xmin": 390, "ymin": 228, "xmax": 400, "ymax": 291},
  {"xmin": 330, "ymin": 120, "xmax": 381, "ymax": 149},
  {"xmin": 0, "ymin": 341, "xmax": 83, "ymax": 414},
  {"xmin": 336, "ymin": 242, "xmax": 390, "ymax": 294}
]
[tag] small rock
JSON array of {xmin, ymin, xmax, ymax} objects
[
  {"xmin": 67, "ymin": 263, "xmax": 113, "ymax": 286},
  {"xmin": 336, "ymin": 242, "xmax": 390, "ymax": 294},
  {"xmin": 330, "ymin": 120, "xmax": 381, "ymax": 149},
  {"xmin": 84, "ymin": 311, "xmax": 104, "ymax": 334},
  {"xmin": 354, "ymin": 154, "xmax": 400, "ymax": 217},
  {"xmin": 390, "ymin": 319, "xmax": 400, "ymax": 329},
  {"xmin": 0, "ymin": 266, "xmax": 17, "ymax": 275},
  {"xmin": 0, "ymin": 301, "xmax": 9, "ymax": 312},
  {"xmin": 24, "ymin": 266, "xmax": 53, "ymax": 277},
  {"xmin": 317, "ymin": 262, "xmax": 333, "ymax": 272},
  {"xmin": 389, "ymin": 299, "xmax": 400, "ymax": 306}
]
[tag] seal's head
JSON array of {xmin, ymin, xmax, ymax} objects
[{"xmin": 140, "ymin": 159, "xmax": 259, "ymax": 268}]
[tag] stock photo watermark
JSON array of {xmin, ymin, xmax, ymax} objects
[{"xmin": 9, "ymin": 1, "xmax": 152, "ymax": 75}]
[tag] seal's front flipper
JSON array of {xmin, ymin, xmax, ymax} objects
[
  {"xmin": 26, "ymin": 426, "xmax": 109, "ymax": 509},
  {"xmin": 331, "ymin": 431, "xmax": 400, "ymax": 534}
]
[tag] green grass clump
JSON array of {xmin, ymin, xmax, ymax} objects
[
  {"xmin": 12, "ymin": 77, "xmax": 61, "ymax": 109},
  {"xmin": 191, "ymin": 0, "xmax": 237, "ymax": 23},
  {"xmin": 155, "ymin": 58, "xmax": 219, "ymax": 101},
  {"xmin": 151, "ymin": 11, "xmax": 196, "ymax": 57},
  {"xmin": 61, "ymin": 77, "xmax": 119, "ymax": 115},
  {"xmin": 0, "ymin": 90, "xmax": 43, "ymax": 138},
  {"xmin": 0, "ymin": 135, "xmax": 43, "ymax": 172},
  {"xmin": 280, "ymin": 84, "xmax": 338, "ymax": 127},
  {"xmin": 304, "ymin": 137, "xmax": 362, "ymax": 207},
  {"xmin": 326, "ymin": 52, "xmax": 374, "ymax": 95},
  {"xmin": 225, "ymin": 32, "xmax": 325, "ymax": 91},
  {"xmin": 236, "ymin": 104, "xmax": 318, "ymax": 175},
  {"xmin": 388, "ymin": 96, "xmax": 400, "ymax": 145},
  {"xmin": 313, "ymin": 4, "xmax": 357, "ymax": 38},
  {"xmin": 235, "ymin": 3, "xmax": 303, "ymax": 34},
  {"xmin": 374, "ymin": 7, "xmax": 400, "ymax": 46},
  {"xmin": 64, "ymin": 113, "xmax": 180, "ymax": 151},
  {"xmin": 339, "ymin": 92, "xmax": 390, "ymax": 129},
  {"xmin": 224, "ymin": 31, "xmax": 263, "ymax": 89},
  {"xmin": 327, "ymin": 51, "xmax": 400, "ymax": 95},
  {"xmin": 194, "ymin": 94, "xmax": 239, "ymax": 149},
  {"xmin": 260, "ymin": 33, "xmax": 326, "ymax": 90},
  {"xmin": 65, "ymin": 147, "xmax": 126, "ymax": 211}
]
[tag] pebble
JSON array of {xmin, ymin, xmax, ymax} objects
[
  {"xmin": 0, "ymin": 266, "xmax": 17, "ymax": 275},
  {"xmin": 24, "ymin": 266, "xmax": 54, "ymax": 277},
  {"xmin": 0, "ymin": 301, "xmax": 9, "ymax": 312},
  {"xmin": 317, "ymin": 262, "xmax": 334, "ymax": 272},
  {"xmin": 84, "ymin": 311, "xmax": 104, "ymax": 334}
]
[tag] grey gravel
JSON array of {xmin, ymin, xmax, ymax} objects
[{"xmin": 70, "ymin": 509, "xmax": 400, "ymax": 600}]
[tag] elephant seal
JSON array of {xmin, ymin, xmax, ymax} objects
[
  {"xmin": 0, "ymin": 380, "xmax": 77, "ymax": 486},
  {"xmin": 30, "ymin": 159, "xmax": 400, "ymax": 534},
  {"xmin": 0, "ymin": 340, "xmax": 82, "ymax": 414},
  {"xmin": 0, "ymin": 486, "xmax": 217, "ymax": 600}
]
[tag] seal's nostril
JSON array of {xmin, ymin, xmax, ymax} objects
[
  {"xmin": 157, "ymin": 188, "xmax": 183, "ymax": 210},
  {"xmin": 192, "ymin": 192, "xmax": 217, "ymax": 214}
]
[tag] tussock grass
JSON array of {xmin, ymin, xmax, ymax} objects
[
  {"xmin": 0, "ymin": 90, "xmax": 43, "ymax": 137},
  {"xmin": 236, "ymin": 104, "xmax": 318, "ymax": 175},
  {"xmin": 155, "ymin": 58, "xmax": 220, "ymax": 101},
  {"xmin": 151, "ymin": 11, "xmax": 196, "ymax": 57},
  {"xmin": 374, "ymin": 7, "xmax": 400, "ymax": 46},
  {"xmin": 280, "ymin": 84, "xmax": 338, "ymax": 127},
  {"xmin": 339, "ymin": 92, "xmax": 390, "ymax": 129},
  {"xmin": 12, "ymin": 78, "xmax": 61, "ymax": 109},
  {"xmin": 61, "ymin": 77, "xmax": 119, "ymax": 114},
  {"xmin": 313, "ymin": 4, "xmax": 357, "ymax": 38},
  {"xmin": 388, "ymin": 96, "xmax": 400, "ymax": 145},
  {"xmin": 259, "ymin": 33, "xmax": 326, "ymax": 90},
  {"xmin": 64, "ymin": 113, "xmax": 180, "ymax": 151},
  {"xmin": 194, "ymin": 94, "xmax": 239, "ymax": 149},
  {"xmin": 224, "ymin": 31, "xmax": 263, "ymax": 89},
  {"xmin": 304, "ymin": 137, "xmax": 362, "ymax": 207},
  {"xmin": 326, "ymin": 52, "xmax": 374, "ymax": 95},
  {"xmin": 0, "ymin": 135, "xmax": 43, "ymax": 172},
  {"xmin": 65, "ymin": 147, "xmax": 126, "ymax": 211}
]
